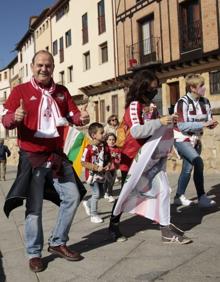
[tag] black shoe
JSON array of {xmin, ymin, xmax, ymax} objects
[{"xmin": 109, "ymin": 223, "xmax": 127, "ymax": 242}]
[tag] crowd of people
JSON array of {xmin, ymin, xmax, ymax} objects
[{"xmin": 1, "ymin": 50, "xmax": 218, "ymax": 273}]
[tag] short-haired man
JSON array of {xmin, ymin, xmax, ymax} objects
[{"xmin": 2, "ymin": 50, "xmax": 90, "ymax": 272}]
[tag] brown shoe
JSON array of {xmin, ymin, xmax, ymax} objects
[
  {"xmin": 48, "ymin": 245, "xmax": 83, "ymax": 261},
  {"xmin": 29, "ymin": 257, "xmax": 44, "ymax": 272}
]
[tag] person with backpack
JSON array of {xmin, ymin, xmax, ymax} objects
[
  {"xmin": 0, "ymin": 139, "xmax": 11, "ymax": 181},
  {"xmin": 173, "ymin": 74, "xmax": 218, "ymax": 207},
  {"xmin": 109, "ymin": 70, "xmax": 192, "ymax": 245}
]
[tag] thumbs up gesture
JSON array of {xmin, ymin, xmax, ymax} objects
[
  {"xmin": 80, "ymin": 103, "xmax": 90, "ymax": 125},
  {"xmin": 15, "ymin": 99, "xmax": 26, "ymax": 122}
]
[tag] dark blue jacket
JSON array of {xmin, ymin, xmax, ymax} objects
[{"xmin": 0, "ymin": 144, "xmax": 11, "ymax": 161}]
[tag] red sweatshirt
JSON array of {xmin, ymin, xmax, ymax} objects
[{"xmin": 2, "ymin": 81, "xmax": 82, "ymax": 152}]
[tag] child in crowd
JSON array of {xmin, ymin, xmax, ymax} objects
[
  {"xmin": 104, "ymin": 133, "xmax": 121, "ymax": 203},
  {"xmin": 81, "ymin": 122, "xmax": 111, "ymax": 223}
]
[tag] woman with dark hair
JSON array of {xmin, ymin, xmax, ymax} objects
[{"xmin": 109, "ymin": 70, "xmax": 192, "ymax": 244}]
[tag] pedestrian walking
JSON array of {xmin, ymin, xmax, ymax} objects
[
  {"xmin": 108, "ymin": 70, "xmax": 192, "ymax": 244},
  {"xmin": 173, "ymin": 73, "xmax": 218, "ymax": 207},
  {"xmin": 2, "ymin": 50, "xmax": 90, "ymax": 272},
  {"xmin": 0, "ymin": 139, "xmax": 11, "ymax": 181}
]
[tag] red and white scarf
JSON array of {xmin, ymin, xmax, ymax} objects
[{"xmin": 31, "ymin": 77, "xmax": 67, "ymax": 138}]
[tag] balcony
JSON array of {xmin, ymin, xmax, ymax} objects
[
  {"xmin": 180, "ymin": 20, "xmax": 202, "ymax": 53},
  {"xmin": 127, "ymin": 37, "xmax": 161, "ymax": 71}
]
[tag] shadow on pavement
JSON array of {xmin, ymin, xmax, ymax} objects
[
  {"xmin": 43, "ymin": 183, "xmax": 220, "ymax": 267},
  {"xmin": 0, "ymin": 251, "xmax": 6, "ymax": 282},
  {"xmin": 171, "ymin": 183, "xmax": 220, "ymax": 231},
  {"xmin": 43, "ymin": 216, "xmax": 160, "ymax": 267}
]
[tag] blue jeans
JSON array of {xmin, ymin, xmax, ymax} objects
[
  {"xmin": 174, "ymin": 141, "xmax": 205, "ymax": 198},
  {"xmin": 87, "ymin": 182, "xmax": 104, "ymax": 216},
  {"xmin": 25, "ymin": 162, "xmax": 80, "ymax": 258}
]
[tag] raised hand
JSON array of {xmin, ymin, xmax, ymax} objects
[
  {"xmin": 15, "ymin": 99, "xmax": 26, "ymax": 122},
  {"xmin": 204, "ymin": 120, "xmax": 219, "ymax": 129},
  {"xmin": 80, "ymin": 103, "xmax": 90, "ymax": 125},
  {"xmin": 159, "ymin": 115, "xmax": 173, "ymax": 126}
]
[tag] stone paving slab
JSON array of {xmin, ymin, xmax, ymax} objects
[{"xmin": 0, "ymin": 166, "xmax": 220, "ymax": 282}]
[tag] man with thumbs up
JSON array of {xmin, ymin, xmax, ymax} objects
[{"xmin": 2, "ymin": 50, "xmax": 90, "ymax": 272}]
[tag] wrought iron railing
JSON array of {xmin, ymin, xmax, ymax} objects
[
  {"xmin": 127, "ymin": 37, "xmax": 161, "ymax": 68},
  {"xmin": 180, "ymin": 20, "xmax": 202, "ymax": 52}
]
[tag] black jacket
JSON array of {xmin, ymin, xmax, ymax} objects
[
  {"xmin": 4, "ymin": 150, "xmax": 86, "ymax": 217},
  {"xmin": 0, "ymin": 144, "xmax": 11, "ymax": 161}
]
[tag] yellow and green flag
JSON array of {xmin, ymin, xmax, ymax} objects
[{"xmin": 63, "ymin": 126, "xmax": 89, "ymax": 177}]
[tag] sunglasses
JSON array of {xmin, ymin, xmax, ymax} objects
[{"xmin": 110, "ymin": 118, "xmax": 117, "ymax": 121}]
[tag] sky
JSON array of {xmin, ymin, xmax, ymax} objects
[{"xmin": 0, "ymin": 0, "xmax": 56, "ymax": 69}]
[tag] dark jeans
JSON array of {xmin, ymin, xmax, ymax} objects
[{"xmin": 109, "ymin": 171, "xmax": 127, "ymax": 226}]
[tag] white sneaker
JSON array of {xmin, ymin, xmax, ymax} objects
[
  {"xmin": 90, "ymin": 215, "xmax": 103, "ymax": 223},
  {"xmin": 104, "ymin": 193, "xmax": 109, "ymax": 199},
  {"xmin": 82, "ymin": 201, "xmax": 90, "ymax": 216},
  {"xmin": 108, "ymin": 196, "xmax": 115, "ymax": 203},
  {"xmin": 174, "ymin": 195, "xmax": 193, "ymax": 207},
  {"xmin": 198, "ymin": 194, "xmax": 216, "ymax": 208}
]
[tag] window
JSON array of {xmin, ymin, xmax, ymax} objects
[
  {"xmin": 0, "ymin": 74, "xmax": 1, "ymax": 81},
  {"xmin": 100, "ymin": 100, "xmax": 105, "ymax": 123},
  {"xmin": 59, "ymin": 37, "xmax": 64, "ymax": 63},
  {"xmin": 83, "ymin": 51, "xmax": 91, "ymax": 71},
  {"xmin": 4, "ymin": 71, "xmax": 7, "ymax": 79},
  {"xmin": 99, "ymin": 42, "xmax": 108, "ymax": 63},
  {"xmin": 65, "ymin": 29, "xmax": 72, "ymax": 48},
  {"xmin": 56, "ymin": 3, "xmax": 69, "ymax": 21},
  {"xmin": 210, "ymin": 71, "xmax": 220, "ymax": 94},
  {"xmin": 179, "ymin": 0, "xmax": 201, "ymax": 52},
  {"xmin": 98, "ymin": 0, "xmax": 106, "ymax": 34},
  {"xmin": 53, "ymin": 40, "xmax": 58, "ymax": 56},
  {"xmin": 82, "ymin": 13, "xmax": 88, "ymax": 44},
  {"xmin": 112, "ymin": 95, "xmax": 118, "ymax": 116},
  {"xmin": 67, "ymin": 66, "xmax": 73, "ymax": 82},
  {"xmin": 59, "ymin": 71, "xmax": 65, "ymax": 85},
  {"xmin": 25, "ymin": 64, "xmax": 28, "ymax": 77},
  {"xmin": 138, "ymin": 15, "xmax": 157, "ymax": 64}
]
